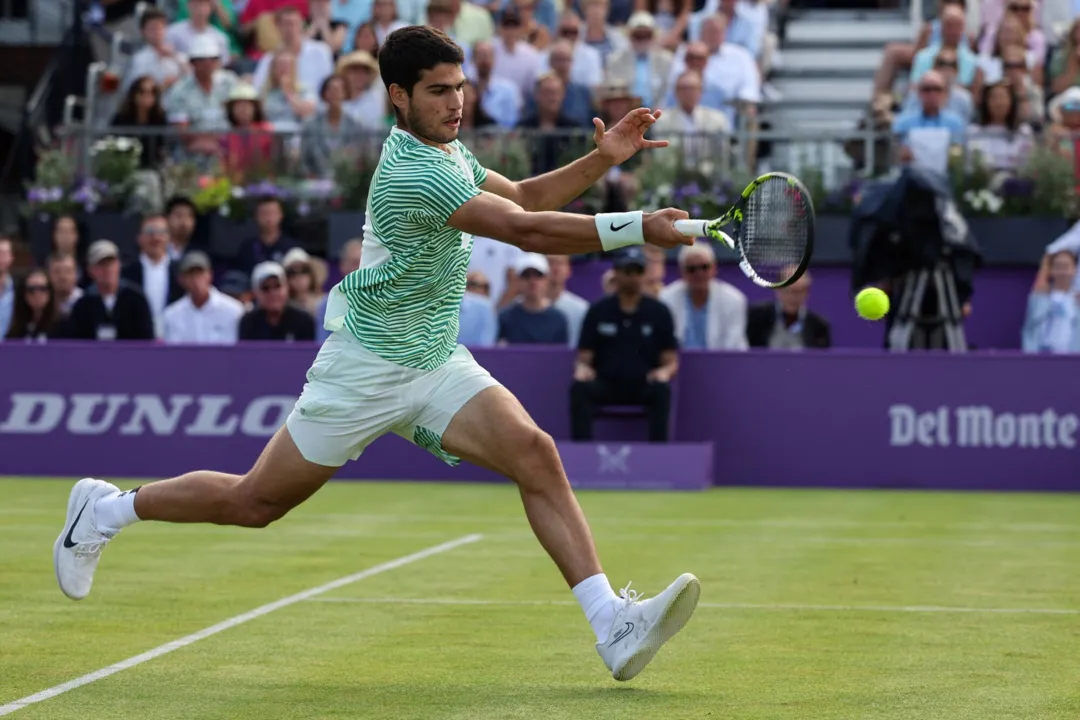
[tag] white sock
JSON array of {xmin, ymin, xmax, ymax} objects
[
  {"xmin": 572, "ymin": 573, "xmax": 619, "ymax": 642},
  {"xmin": 94, "ymin": 488, "xmax": 142, "ymax": 534}
]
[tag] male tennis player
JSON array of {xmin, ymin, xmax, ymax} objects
[{"xmin": 55, "ymin": 25, "xmax": 699, "ymax": 682}]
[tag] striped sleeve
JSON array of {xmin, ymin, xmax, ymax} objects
[
  {"xmin": 458, "ymin": 142, "xmax": 489, "ymax": 187},
  {"xmin": 395, "ymin": 150, "xmax": 481, "ymax": 229}
]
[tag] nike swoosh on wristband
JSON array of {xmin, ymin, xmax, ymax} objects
[
  {"xmin": 609, "ymin": 621, "xmax": 635, "ymax": 646},
  {"xmin": 62, "ymin": 501, "xmax": 89, "ymax": 549},
  {"xmin": 610, "ymin": 221, "xmax": 633, "ymax": 232}
]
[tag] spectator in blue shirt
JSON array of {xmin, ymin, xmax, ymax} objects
[
  {"xmin": 459, "ymin": 270, "xmax": 499, "ymax": 347},
  {"xmin": 498, "ymin": 253, "xmax": 569, "ymax": 345},
  {"xmin": 524, "ymin": 39, "xmax": 594, "ymax": 126},
  {"xmin": 892, "ymin": 69, "xmax": 967, "ymax": 163},
  {"xmin": 469, "ymin": 40, "xmax": 524, "ymax": 129},
  {"xmin": 909, "ymin": 5, "xmax": 980, "ymax": 89}
]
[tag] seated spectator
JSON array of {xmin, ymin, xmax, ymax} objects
[
  {"xmin": 0, "ymin": 237, "xmax": 12, "ymax": 337},
  {"xmin": 1046, "ymin": 87, "xmax": 1080, "ymax": 179},
  {"xmin": 892, "ymin": 70, "xmax": 967, "ymax": 168},
  {"xmin": 909, "ymin": 5, "xmax": 981, "ymax": 92},
  {"xmin": 548, "ymin": 10, "xmax": 604, "ymax": 88},
  {"xmin": 580, "ymin": 0, "xmax": 628, "ymax": 63},
  {"xmin": 222, "ymin": 83, "xmax": 276, "ymax": 178},
  {"xmin": 654, "ymin": 70, "xmax": 731, "ymax": 165},
  {"xmin": 900, "ymin": 47, "xmax": 973, "ymax": 123},
  {"xmin": 1001, "ymin": 43, "xmax": 1046, "ymax": 125},
  {"xmin": 302, "ymin": 74, "xmax": 365, "ymax": 177},
  {"xmin": 316, "ymin": 239, "xmax": 363, "ymax": 342},
  {"xmin": 60, "ymin": 240, "xmax": 155, "ymax": 341},
  {"xmin": 978, "ymin": 0, "xmax": 1045, "ymax": 72},
  {"xmin": 121, "ymin": 213, "xmax": 185, "ymax": 338},
  {"xmin": 239, "ymin": 261, "xmax": 317, "ymax": 341},
  {"xmin": 979, "ymin": 13, "xmax": 1044, "ymax": 87},
  {"xmin": 448, "ymin": 0, "xmax": 496, "ymax": 49},
  {"xmin": 1049, "ymin": 17, "xmax": 1080, "ymax": 96},
  {"xmin": 570, "ymin": 247, "xmax": 678, "ymax": 443},
  {"xmin": 111, "ymin": 76, "xmax": 169, "ymax": 169},
  {"xmin": 528, "ymin": 39, "xmax": 594, "ymax": 126},
  {"xmin": 338, "ymin": 51, "xmax": 388, "ymax": 130},
  {"xmin": 872, "ymin": 0, "xmax": 970, "ymax": 100},
  {"xmin": 168, "ymin": 0, "xmax": 233, "ymax": 66},
  {"xmin": 262, "ymin": 50, "xmax": 319, "ymax": 129},
  {"xmin": 498, "ymin": 253, "xmax": 569, "ymax": 344},
  {"xmin": 659, "ymin": 240, "xmax": 747, "ymax": 350},
  {"xmin": 546, "ymin": 254, "xmax": 589, "ymax": 347},
  {"xmin": 238, "ymin": 0, "xmax": 309, "ymax": 58},
  {"xmin": 306, "ymin": 0, "xmax": 349, "ymax": 58},
  {"xmin": 469, "ymin": 40, "xmax": 525, "ymax": 129},
  {"xmin": 512, "ymin": 0, "xmax": 553, "ymax": 50},
  {"xmin": 235, "ymin": 196, "xmax": 298, "ymax": 275},
  {"xmin": 51, "ymin": 215, "xmax": 83, "ymax": 266},
  {"xmin": 688, "ymin": 0, "xmax": 765, "ymax": 60},
  {"xmin": 163, "ymin": 251, "xmax": 246, "ymax": 344},
  {"xmin": 663, "ymin": 40, "xmax": 729, "ymax": 115},
  {"xmin": 5, "ymin": 269, "xmax": 59, "ymax": 342},
  {"xmin": 634, "ymin": 0, "xmax": 690, "ymax": 51},
  {"xmin": 458, "ymin": 270, "xmax": 499, "ymax": 347},
  {"xmin": 605, "ymin": 12, "xmax": 673, "ymax": 111},
  {"xmin": 162, "ymin": 35, "xmax": 238, "ymax": 132},
  {"xmin": 492, "ymin": 7, "xmax": 544, "ymax": 95},
  {"xmin": 125, "ymin": 9, "xmax": 189, "ymax": 93},
  {"xmin": 253, "ymin": 7, "xmax": 335, "ymax": 98},
  {"xmin": 351, "ymin": 22, "xmax": 382, "ymax": 57},
  {"xmin": 967, "ymin": 81, "xmax": 1034, "ymax": 172},
  {"xmin": 173, "ymin": 0, "xmax": 242, "ymax": 62},
  {"xmin": 747, "ymin": 271, "xmax": 830, "ymax": 349},
  {"xmin": 461, "ymin": 81, "xmax": 500, "ymax": 128},
  {"xmin": 668, "ymin": 15, "xmax": 760, "ymax": 130},
  {"xmin": 283, "ymin": 247, "xmax": 327, "ymax": 316},
  {"xmin": 518, "ymin": 73, "xmax": 581, "ymax": 175},
  {"xmin": 165, "ymin": 196, "xmax": 200, "ymax": 261},
  {"xmin": 469, "ymin": 235, "xmax": 524, "ymax": 308},
  {"xmin": 47, "ymin": 253, "xmax": 82, "ymax": 317},
  {"xmin": 1022, "ymin": 250, "xmax": 1080, "ymax": 353},
  {"xmin": 1043, "ymin": 218, "xmax": 1080, "ymax": 290},
  {"xmin": 370, "ymin": 0, "xmax": 407, "ymax": 46}
]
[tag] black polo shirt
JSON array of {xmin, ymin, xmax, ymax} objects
[
  {"xmin": 578, "ymin": 295, "xmax": 677, "ymax": 384},
  {"xmin": 238, "ymin": 306, "xmax": 316, "ymax": 342}
]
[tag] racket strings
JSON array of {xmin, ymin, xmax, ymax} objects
[{"xmin": 741, "ymin": 178, "xmax": 811, "ymax": 286}]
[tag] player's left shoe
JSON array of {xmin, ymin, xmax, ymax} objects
[
  {"xmin": 53, "ymin": 478, "xmax": 120, "ymax": 601},
  {"xmin": 596, "ymin": 573, "xmax": 701, "ymax": 681}
]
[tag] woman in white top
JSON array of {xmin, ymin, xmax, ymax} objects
[
  {"xmin": 1023, "ymin": 250, "xmax": 1080, "ymax": 354},
  {"xmin": 966, "ymin": 81, "xmax": 1033, "ymax": 171},
  {"xmin": 261, "ymin": 51, "xmax": 318, "ymax": 130}
]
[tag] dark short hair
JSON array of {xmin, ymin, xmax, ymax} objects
[
  {"xmin": 256, "ymin": 195, "xmax": 283, "ymax": 209},
  {"xmin": 320, "ymin": 72, "xmax": 347, "ymax": 100},
  {"xmin": 140, "ymin": 8, "xmax": 168, "ymax": 28},
  {"xmin": 165, "ymin": 195, "xmax": 196, "ymax": 216},
  {"xmin": 378, "ymin": 25, "xmax": 464, "ymax": 97}
]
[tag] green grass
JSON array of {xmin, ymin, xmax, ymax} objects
[{"xmin": 3, "ymin": 478, "xmax": 1080, "ymax": 719}]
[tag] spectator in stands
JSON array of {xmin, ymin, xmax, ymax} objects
[
  {"xmin": 659, "ymin": 240, "xmax": 747, "ymax": 350},
  {"xmin": 892, "ymin": 70, "xmax": 967, "ymax": 168},
  {"xmin": 174, "ymin": 0, "xmax": 242, "ymax": 62},
  {"xmin": 302, "ymin": 74, "xmax": 364, "ymax": 176},
  {"xmin": 253, "ymin": 7, "xmax": 335, "ymax": 97},
  {"xmin": 47, "ymin": 254, "xmax": 82, "ymax": 317},
  {"xmin": 222, "ymin": 83, "xmax": 276, "ymax": 177},
  {"xmin": 306, "ymin": 0, "xmax": 349, "ymax": 57},
  {"xmin": 1046, "ymin": 87, "xmax": 1080, "ymax": 177},
  {"xmin": 513, "ymin": 0, "xmax": 554, "ymax": 50},
  {"xmin": 689, "ymin": 0, "xmax": 764, "ymax": 60},
  {"xmin": 643, "ymin": 257, "xmax": 665, "ymax": 298},
  {"xmin": 282, "ymin": 247, "xmax": 326, "ymax": 316},
  {"xmin": 980, "ymin": 14, "xmax": 1044, "ymax": 88},
  {"xmin": 125, "ymin": 9, "xmax": 190, "ymax": 95},
  {"xmin": 112, "ymin": 76, "xmax": 170, "ymax": 170},
  {"xmin": 239, "ymin": 0, "xmax": 309, "ymax": 59},
  {"xmin": 239, "ymin": 261, "xmax": 317, "ymax": 341},
  {"xmin": 236, "ymin": 196, "xmax": 298, "ymax": 275},
  {"xmin": 1022, "ymin": 250, "xmax": 1080, "ymax": 353},
  {"xmin": 470, "ymin": 235, "xmax": 525, "ymax": 307},
  {"xmin": 606, "ymin": 12, "xmax": 672, "ymax": 111},
  {"xmin": 61, "ymin": 240, "xmax": 154, "ymax": 341},
  {"xmin": 122, "ymin": 213, "xmax": 185, "ymax": 338},
  {"xmin": 315, "ymin": 239, "xmax": 362, "ymax": 342},
  {"xmin": 449, "ymin": 0, "xmax": 496, "ymax": 48},
  {"xmin": 163, "ymin": 251, "xmax": 246, "ymax": 344},
  {"xmin": 165, "ymin": 196, "xmax": 199, "ymax": 261},
  {"xmin": 168, "ymin": 0, "xmax": 233, "ymax": 65},
  {"xmin": 634, "ymin": 0, "xmax": 689, "ymax": 51},
  {"xmin": 534, "ymin": 39, "xmax": 594, "ymax": 126},
  {"xmin": 548, "ymin": 11, "xmax": 603, "ymax": 88},
  {"xmin": 1001, "ymin": 44, "xmax": 1045, "ymax": 125},
  {"xmin": 498, "ymin": 253, "xmax": 569, "ymax": 344},
  {"xmin": 338, "ymin": 51, "xmax": 388, "ymax": 130},
  {"xmin": 162, "ymin": 35, "xmax": 238, "ymax": 132},
  {"xmin": 581, "ymin": 0, "xmax": 628, "ymax": 63},
  {"xmin": 351, "ymin": 22, "xmax": 382, "ymax": 56},
  {"xmin": 546, "ymin": 254, "xmax": 589, "ymax": 347},
  {"xmin": 901, "ymin": 47, "xmax": 973, "ymax": 122},
  {"xmin": 910, "ymin": 5, "xmax": 981, "ymax": 93},
  {"xmin": 371, "ymin": 0, "xmax": 407, "ymax": 45},
  {"xmin": 670, "ymin": 14, "xmax": 759, "ymax": 130},
  {"xmin": 1050, "ymin": 19, "xmax": 1080, "ymax": 96},
  {"xmin": 654, "ymin": 70, "xmax": 731, "ymax": 164},
  {"xmin": 0, "ymin": 237, "xmax": 12, "ymax": 338},
  {"xmin": 571, "ymin": 247, "xmax": 678, "ymax": 442},
  {"xmin": 518, "ymin": 73, "xmax": 581, "ymax": 175},
  {"xmin": 978, "ymin": 0, "xmax": 1046, "ymax": 67},
  {"xmin": 873, "ymin": 0, "xmax": 971, "ymax": 103},
  {"xmin": 493, "ymin": 6, "xmax": 544, "ymax": 95},
  {"xmin": 51, "ymin": 215, "xmax": 82, "ymax": 265},
  {"xmin": 458, "ymin": 270, "xmax": 499, "ymax": 347},
  {"xmin": 461, "ymin": 82, "xmax": 500, "ymax": 128},
  {"xmin": 261, "ymin": 50, "xmax": 319, "ymax": 128},
  {"xmin": 5, "ymin": 269, "xmax": 59, "ymax": 343},
  {"xmin": 968, "ymin": 81, "xmax": 1034, "ymax": 171},
  {"xmin": 747, "ymin": 271, "xmax": 830, "ymax": 350},
  {"xmin": 664, "ymin": 40, "xmax": 724, "ymax": 112},
  {"xmin": 469, "ymin": 40, "xmax": 525, "ymax": 128}
]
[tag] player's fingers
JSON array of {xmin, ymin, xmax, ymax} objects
[
  {"xmin": 652, "ymin": 108, "xmax": 663, "ymax": 120},
  {"xmin": 643, "ymin": 139, "xmax": 668, "ymax": 148}
]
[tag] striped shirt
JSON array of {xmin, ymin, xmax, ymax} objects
[{"xmin": 339, "ymin": 127, "xmax": 488, "ymax": 370}]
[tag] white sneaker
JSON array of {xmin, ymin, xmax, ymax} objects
[
  {"xmin": 596, "ymin": 573, "xmax": 701, "ymax": 681},
  {"xmin": 53, "ymin": 478, "xmax": 120, "ymax": 600}
]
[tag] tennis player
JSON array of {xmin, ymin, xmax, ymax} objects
[{"xmin": 55, "ymin": 25, "xmax": 699, "ymax": 682}]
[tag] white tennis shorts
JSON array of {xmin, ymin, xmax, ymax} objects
[{"xmin": 285, "ymin": 330, "xmax": 502, "ymax": 467}]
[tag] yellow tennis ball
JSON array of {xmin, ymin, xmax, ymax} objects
[{"xmin": 855, "ymin": 288, "xmax": 890, "ymax": 320}]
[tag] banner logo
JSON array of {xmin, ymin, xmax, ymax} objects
[
  {"xmin": 888, "ymin": 404, "xmax": 1079, "ymax": 449},
  {"xmin": 597, "ymin": 444, "xmax": 631, "ymax": 473}
]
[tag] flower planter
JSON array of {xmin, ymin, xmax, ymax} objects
[{"xmin": 966, "ymin": 217, "xmax": 1072, "ymax": 265}]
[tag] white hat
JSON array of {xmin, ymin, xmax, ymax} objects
[
  {"xmin": 627, "ymin": 11, "xmax": 656, "ymax": 31},
  {"xmin": 513, "ymin": 252, "xmax": 550, "ymax": 276},
  {"xmin": 251, "ymin": 261, "xmax": 286, "ymax": 290},
  {"xmin": 1049, "ymin": 86, "xmax": 1080, "ymax": 122},
  {"xmin": 281, "ymin": 247, "xmax": 312, "ymax": 268},
  {"xmin": 188, "ymin": 34, "xmax": 220, "ymax": 60},
  {"xmin": 87, "ymin": 239, "xmax": 119, "ymax": 265}
]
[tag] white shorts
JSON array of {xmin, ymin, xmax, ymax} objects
[{"xmin": 285, "ymin": 330, "xmax": 502, "ymax": 467}]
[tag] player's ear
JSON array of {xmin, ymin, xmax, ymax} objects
[{"xmin": 388, "ymin": 83, "xmax": 409, "ymax": 113}]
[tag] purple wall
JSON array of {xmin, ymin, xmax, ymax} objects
[{"xmin": 1, "ymin": 343, "xmax": 1077, "ymax": 491}]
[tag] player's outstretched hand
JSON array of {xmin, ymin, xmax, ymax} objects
[
  {"xmin": 643, "ymin": 207, "xmax": 693, "ymax": 249},
  {"xmin": 594, "ymin": 108, "xmax": 669, "ymax": 166}
]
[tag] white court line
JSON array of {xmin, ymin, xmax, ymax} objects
[
  {"xmin": 0, "ymin": 534, "xmax": 483, "ymax": 717},
  {"xmin": 307, "ymin": 596, "xmax": 1080, "ymax": 616}
]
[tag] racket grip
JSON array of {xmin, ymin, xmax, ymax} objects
[{"xmin": 674, "ymin": 220, "xmax": 708, "ymax": 237}]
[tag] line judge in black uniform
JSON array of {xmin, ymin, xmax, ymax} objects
[
  {"xmin": 570, "ymin": 247, "xmax": 679, "ymax": 443},
  {"xmin": 61, "ymin": 240, "xmax": 155, "ymax": 341}
]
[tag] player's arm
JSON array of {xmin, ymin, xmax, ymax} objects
[{"xmin": 481, "ymin": 153, "xmax": 614, "ymax": 212}]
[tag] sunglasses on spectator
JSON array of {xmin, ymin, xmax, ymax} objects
[
  {"xmin": 684, "ymin": 262, "xmax": 712, "ymax": 274},
  {"xmin": 25, "ymin": 284, "xmax": 49, "ymax": 294},
  {"xmin": 618, "ymin": 266, "xmax": 644, "ymax": 276},
  {"xmin": 260, "ymin": 280, "xmax": 283, "ymax": 291},
  {"xmin": 631, "ymin": 31, "xmax": 652, "ymax": 41},
  {"xmin": 1008, "ymin": 3, "xmax": 1031, "ymax": 10},
  {"xmin": 920, "ymin": 84, "xmax": 945, "ymax": 93},
  {"xmin": 520, "ymin": 269, "xmax": 545, "ymax": 279},
  {"xmin": 502, "ymin": 17, "xmax": 521, "ymax": 26},
  {"xmin": 685, "ymin": 53, "xmax": 707, "ymax": 61},
  {"xmin": 559, "ymin": 27, "xmax": 578, "ymax": 36},
  {"xmin": 286, "ymin": 266, "xmax": 310, "ymax": 277},
  {"xmin": 466, "ymin": 280, "xmax": 490, "ymax": 291},
  {"xmin": 934, "ymin": 59, "xmax": 958, "ymax": 68},
  {"xmin": 1003, "ymin": 61, "xmax": 1026, "ymax": 70}
]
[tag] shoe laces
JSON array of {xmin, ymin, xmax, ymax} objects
[
  {"xmin": 73, "ymin": 540, "xmax": 108, "ymax": 559},
  {"xmin": 618, "ymin": 582, "xmax": 644, "ymax": 605}
]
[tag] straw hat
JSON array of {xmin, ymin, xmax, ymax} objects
[{"xmin": 336, "ymin": 50, "xmax": 379, "ymax": 74}]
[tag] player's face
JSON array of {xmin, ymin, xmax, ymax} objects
[{"xmin": 402, "ymin": 63, "xmax": 466, "ymax": 145}]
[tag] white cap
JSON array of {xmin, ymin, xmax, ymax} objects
[
  {"xmin": 281, "ymin": 247, "xmax": 312, "ymax": 268},
  {"xmin": 513, "ymin": 252, "xmax": 550, "ymax": 276},
  {"xmin": 627, "ymin": 11, "xmax": 656, "ymax": 31},
  {"xmin": 188, "ymin": 35, "xmax": 220, "ymax": 60},
  {"xmin": 251, "ymin": 261, "xmax": 286, "ymax": 290}
]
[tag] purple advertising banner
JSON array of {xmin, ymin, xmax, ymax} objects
[{"xmin": 0, "ymin": 343, "xmax": 1077, "ymax": 492}]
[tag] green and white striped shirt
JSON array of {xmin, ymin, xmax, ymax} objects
[{"xmin": 337, "ymin": 127, "xmax": 488, "ymax": 370}]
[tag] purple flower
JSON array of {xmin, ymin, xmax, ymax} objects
[
  {"xmin": 690, "ymin": 204, "xmax": 702, "ymax": 217},
  {"xmin": 27, "ymin": 187, "xmax": 45, "ymax": 203},
  {"xmin": 684, "ymin": 182, "xmax": 701, "ymax": 197}
]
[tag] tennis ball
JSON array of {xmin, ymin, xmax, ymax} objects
[{"xmin": 855, "ymin": 288, "xmax": 889, "ymax": 320}]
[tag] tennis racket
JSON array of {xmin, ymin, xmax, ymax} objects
[{"xmin": 674, "ymin": 171, "xmax": 815, "ymax": 289}]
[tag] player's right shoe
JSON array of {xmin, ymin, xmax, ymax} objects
[
  {"xmin": 53, "ymin": 478, "xmax": 120, "ymax": 600},
  {"xmin": 596, "ymin": 573, "xmax": 701, "ymax": 681}
]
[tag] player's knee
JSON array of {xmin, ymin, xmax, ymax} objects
[
  {"xmin": 511, "ymin": 427, "xmax": 562, "ymax": 489},
  {"xmin": 231, "ymin": 482, "xmax": 291, "ymax": 528}
]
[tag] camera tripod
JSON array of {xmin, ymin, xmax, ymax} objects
[{"xmin": 887, "ymin": 260, "xmax": 968, "ymax": 352}]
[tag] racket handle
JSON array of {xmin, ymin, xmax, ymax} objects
[{"xmin": 674, "ymin": 220, "xmax": 708, "ymax": 237}]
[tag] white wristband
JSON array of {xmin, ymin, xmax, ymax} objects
[{"xmin": 595, "ymin": 211, "xmax": 644, "ymax": 252}]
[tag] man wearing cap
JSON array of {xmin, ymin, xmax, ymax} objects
[
  {"xmin": 659, "ymin": 239, "xmax": 747, "ymax": 350},
  {"xmin": 498, "ymin": 253, "xmax": 569, "ymax": 345},
  {"xmin": 571, "ymin": 246, "xmax": 678, "ymax": 442},
  {"xmin": 162, "ymin": 34, "xmax": 239, "ymax": 130},
  {"xmin": 239, "ymin": 261, "xmax": 317, "ymax": 341},
  {"xmin": 60, "ymin": 240, "xmax": 155, "ymax": 341},
  {"xmin": 125, "ymin": 9, "xmax": 190, "ymax": 93},
  {"xmin": 162, "ymin": 251, "xmax": 246, "ymax": 344},
  {"xmin": 604, "ymin": 12, "xmax": 672, "ymax": 110},
  {"xmin": 122, "ymin": 213, "xmax": 185, "ymax": 339}
]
